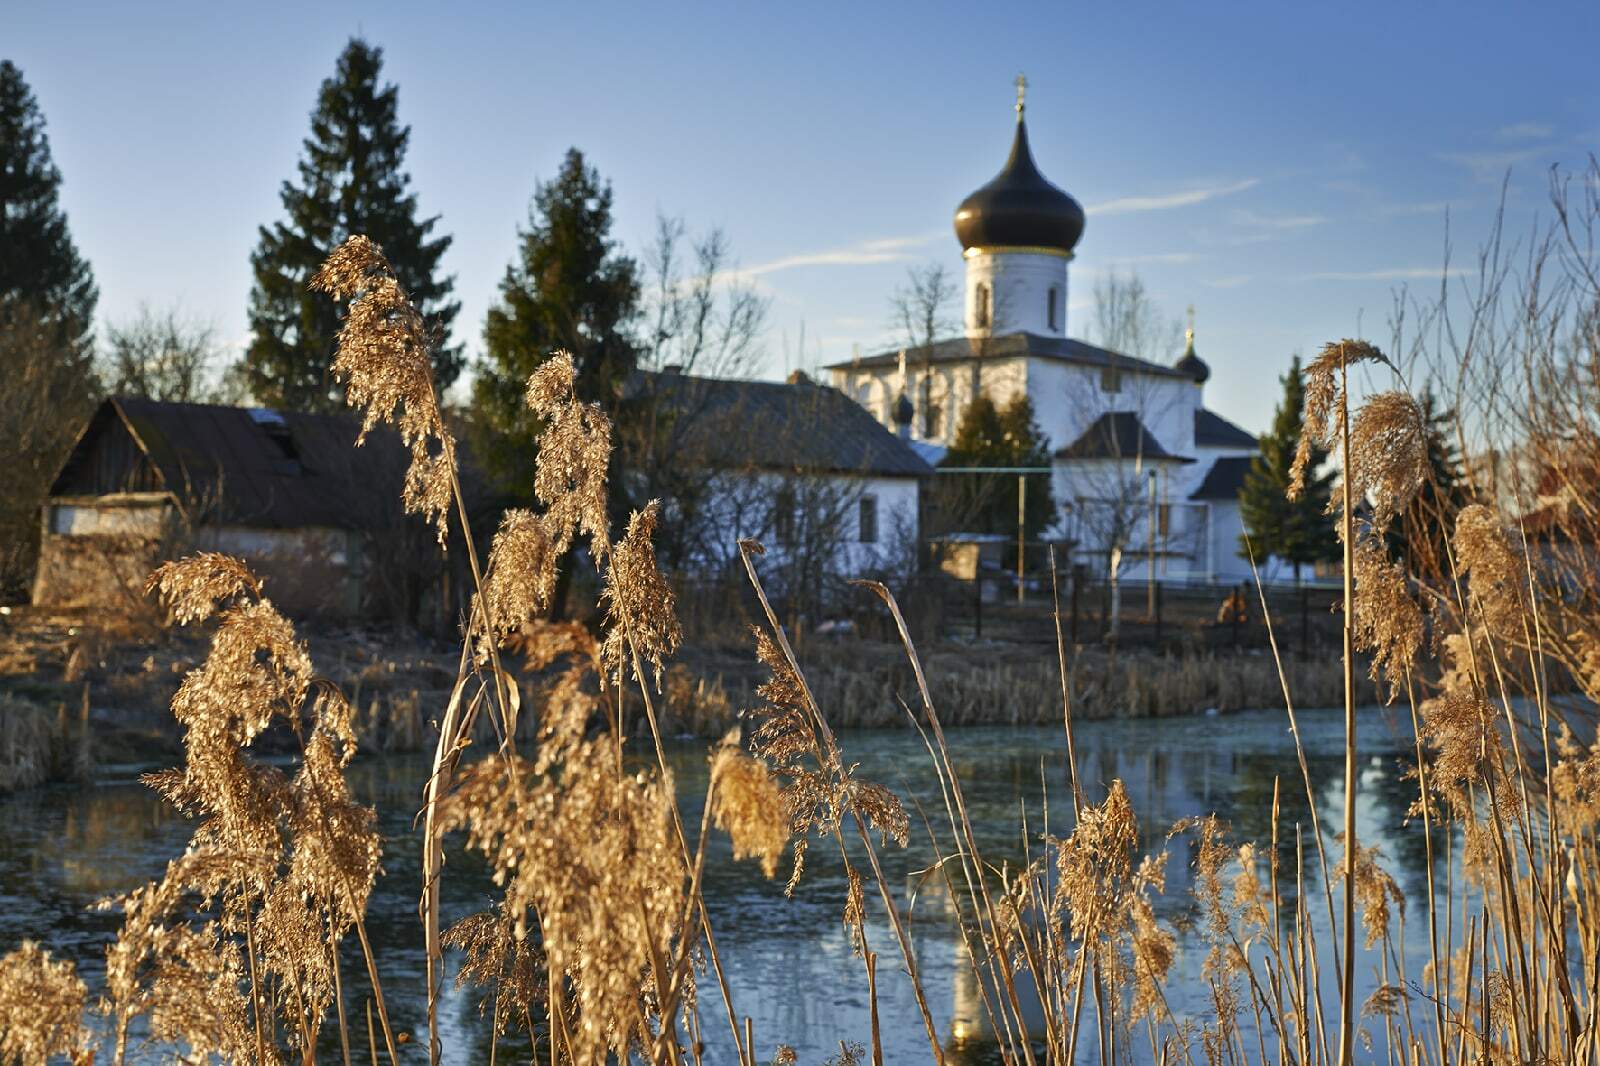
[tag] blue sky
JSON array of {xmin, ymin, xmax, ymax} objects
[{"xmin": 10, "ymin": 1, "xmax": 1598, "ymax": 431}]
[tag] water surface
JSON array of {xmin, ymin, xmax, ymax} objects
[{"xmin": 0, "ymin": 707, "xmax": 1435, "ymax": 1062}]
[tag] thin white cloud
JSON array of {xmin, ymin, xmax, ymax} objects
[
  {"xmin": 1438, "ymin": 146, "xmax": 1546, "ymax": 179},
  {"xmin": 1498, "ymin": 121, "xmax": 1553, "ymax": 141},
  {"xmin": 1229, "ymin": 208, "xmax": 1327, "ymax": 231},
  {"xmin": 1205, "ymin": 274, "xmax": 1252, "ymax": 289},
  {"xmin": 741, "ymin": 233, "xmax": 940, "ymax": 278},
  {"xmin": 1378, "ymin": 200, "xmax": 1454, "ymax": 216},
  {"xmin": 1298, "ymin": 267, "xmax": 1466, "ymax": 282},
  {"xmin": 1089, "ymin": 178, "xmax": 1259, "ymax": 216}
]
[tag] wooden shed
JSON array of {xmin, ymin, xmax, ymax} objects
[{"xmin": 35, "ymin": 396, "xmax": 466, "ymax": 622}]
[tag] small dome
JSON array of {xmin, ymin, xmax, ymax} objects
[
  {"xmin": 1175, "ymin": 328, "xmax": 1210, "ymax": 384},
  {"xmin": 954, "ymin": 116, "xmax": 1085, "ymax": 255},
  {"xmin": 893, "ymin": 391, "xmax": 915, "ymax": 426}
]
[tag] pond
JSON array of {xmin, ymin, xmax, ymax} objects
[{"xmin": 0, "ymin": 706, "xmax": 1436, "ymax": 1063}]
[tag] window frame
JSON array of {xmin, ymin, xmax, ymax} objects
[{"xmin": 858, "ymin": 493, "xmax": 879, "ymax": 544}]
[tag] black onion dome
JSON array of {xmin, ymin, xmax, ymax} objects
[
  {"xmin": 954, "ymin": 118, "xmax": 1085, "ymax": 254},
  {"xmin": 1175, "ymin": 330, "xmax": 1210, "ymax": 384}
]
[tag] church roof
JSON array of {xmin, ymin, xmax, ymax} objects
[
  {"xmin": 1190, "ymin": 455, "xmax": 1256, "ymax": 500},
  {"xmin": 823, "ymin": 331, "xmax": 1192, "ymax": 380},
  {"xmin": 1055, "ymin": 412, "xmax": 1193, "ymax": 463},
  {"xmin": 954, "ymin": 114, "xmax": 1085, "ymax": 255},
  {"xmin": 628, "ymin": 371, "xmax": 932, "ymax": 478},
  {"xmin": 1194, "ymin": 408, "xmax": 1257, "ymax": 449}
]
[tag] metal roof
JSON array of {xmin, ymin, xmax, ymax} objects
[
  {"xmin": 1194, "ymin": 408, "xmax": 1258, "ymax": 449},
  {"xmin": 823, "ymin": 331, "xmax": 1191, "ymax": 380},
  {"xmin": 629, "ymin": 371, "xmax": 932, "ymax": 478},
  {"xmin": 51, "ymin": 396, "xmax": 415, "ymax": 530},
  {"xmin": 1055, "ymin": 412, "xmax": 1193, "ymax": 463},
  {"xmin": 1190, "ymin": 455, "xmax": 1256, "ymax": 500}
]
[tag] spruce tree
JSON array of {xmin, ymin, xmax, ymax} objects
[
  {"xmin": 936, "ymin": 392, "xmax": 1054, "ymax": 537},
  {"xmin": 0, "ymin": 60, "xmax": 97, "ymax": 353},
  {"xmin": 247, "ymin": 39, "xmax": 457, "ymax": 412},
  {"xmin": 1237, "ymin": 356, "xmax": 1337, "ymax": 580},
  {"xmin": 472, "ymin": 148, "xmax": 640, "ymax": 493}
]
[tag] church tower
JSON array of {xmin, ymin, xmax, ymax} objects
[{"xmin": 953, "ymin": 77, "xmax": 1085, "ymax": 339}]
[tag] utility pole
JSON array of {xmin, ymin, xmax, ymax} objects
[
  {"xmin": 1146, "ymin": 468, "xmax": 1157, "ymax": 618},
  {"xmin": 1016, "ymin": 473, "xmax": 1026, "ymax": 603}
]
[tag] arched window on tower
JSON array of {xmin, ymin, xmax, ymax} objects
[
  {"xmin": 974, "ymin": 283, "xmax": 991, "ymax": 328},
  {"xmin": 1047, "ymin": 287, "xmax": 1059, "ymax": 331}
]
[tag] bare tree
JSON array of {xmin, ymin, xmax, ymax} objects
[
  {"xmin": 891, "ymin": 262, "xmax": 958, "ymax": 354},
  {"xmin": 102, "ymin": 304, "xmax": 248, "ymax": 404},
  {"xmin": 1091, "ymin": 268, "xmax": 1184, "ymax": 363},
  {"xmin": 1067, "ymin": 270, "xmax": 1198, "ymax": 634},
  {"xmin": 639, "ymin": 215, "xmax": 768, "ymax": 379},
  {"xmin": 620, "ymin": 217, "xmax": 770, "ymax": 565},
  {"xmin": 0, "ymin": 301, "xmax": 99, "ymax": 599}
]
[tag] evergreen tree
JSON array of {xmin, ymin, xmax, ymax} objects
[
  {"xmin": 0, "ymin": 60, "xmax": 97, "ymax": 353},
  {"xmin": 1388, "ymin": 386, "xmax": 1469, "ymax": 582},
  {"xmin": 472, "ymin": 148, "xmax": 640, "ymax": 493},
  {"xmin": 246, "ymin": 39, "xmax": 457, "ymax": 412},
  {"xmin": 1238, "ymin": 356, "xmax": 1337, "ymax": 580},
  {"xmin": 935, "ymin": 392, "xmax": 1054, "ymax": 538}
]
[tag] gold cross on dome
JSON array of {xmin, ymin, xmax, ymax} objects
[
  {"xmin": 1186, "ymin": 304, "xmax": 1196, "ymax": 341},
  {"xmin": 1015, "ymin": 73, "xmax": 1027, "ymax": 115}
]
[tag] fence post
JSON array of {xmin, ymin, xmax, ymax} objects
[
  {"xmin": 974, "ymin": 573, "xmax": 983, "ymax": 640},
  {"xmin": 1299, "ymin": 582, "xmax": 1309, "ymax": 658},
  {"xmin": 1070, "ymin": 564, "xmax": 1082, "ymax": 646},
  {"xmin": 1155, "ymin": 580, "xmax": 1164, "ymax": 647}
]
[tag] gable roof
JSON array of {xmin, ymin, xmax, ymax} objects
[
  {"xmin": 1055, "ymin": 411, "xmax": 1193, "ymax": 463},
  {"xmin": 823, "ymin": 330, "xmax": 1192, "ymax": 380},
  {"xmin": 50, "ymin": 396, "xmax": 414, "ymax": 529},
  {"xmin": 630, "ymin": 371, "xmax": 931, "ymax": 478},
  {"xmin": 1190, "ymin": 455, "xmax": 1256, "ymax": 500},
  {"xmin": 1195, "ymin": 408, "xmax": 1257, "ymax": 449}
]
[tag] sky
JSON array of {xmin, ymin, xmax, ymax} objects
[{"xmin": 9, "ymin": 0, "xmax": 1600, "ymax": 433}]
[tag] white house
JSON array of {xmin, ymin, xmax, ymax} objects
[
  {"xmin": 824, "ymin": 88, "xmax": 1268, "ymax": 585},
  {"xmin": 628, "ymin": 369, "xmax": 928, "ymax": 587}
]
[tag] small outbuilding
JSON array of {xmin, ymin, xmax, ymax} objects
[{"xmin": 34, "ymin": 396, "xmax": 461, "ymax": 621}]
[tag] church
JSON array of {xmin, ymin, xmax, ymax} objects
[{"xmin": 824, "ymin": 83, "xmax": 1268, "ymax": 586}]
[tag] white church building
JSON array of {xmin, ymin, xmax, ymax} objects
[{"xmin": 825, "ymin": 87, "xmax": 1269, "ymax": 586}]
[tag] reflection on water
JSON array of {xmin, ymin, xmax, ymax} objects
[{"xmin": 0, "ymin": 706, "xmax": 1431, "ymax": 1063}]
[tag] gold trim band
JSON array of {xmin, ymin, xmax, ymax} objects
[{"xmin": 962, "ymin": 245, "xmax": 1074, "ymax": 261}]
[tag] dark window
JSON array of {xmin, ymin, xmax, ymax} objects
[
  {"xmin": 1100, "ymin": 366, "xmax": 1122, "ymax": 393},
  {"xmin": 773, "ymin": 488, "xmax": 796, "ymax": 543},
  {"xmin": 1047, "ymin": 288, "xmax": 1059, "ymax": 331},
  {"xmin": 975, "ymin": 283, "xmax": 991, "ymax": 328},
  {"xmin": 858, "ymin": 494, "xmax": 878, "ymax": 543}
]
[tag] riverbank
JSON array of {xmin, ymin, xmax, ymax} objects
[{"xmin": 0, "ymin": 606, "xmax": 1376, "ymax": 788}]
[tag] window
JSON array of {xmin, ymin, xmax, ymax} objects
[
  {"xmin": 773, "ymin": 488, "xmax": 796, "ymax": 543},
  {"xmin": 974, "ymin": 283, "xmax": 991, "ymax": 328},
  {"xmin": 1157, "ymin": 503, "xmax": 1171, "ymax": 538},
  {"xmin": 1047, "ymin": 287, "xmax": 1059, "ymax": 331},
  {"xmin": 1100, "ymin": 366, "xmax": 1122, "ymax": 393},
  {"xmin": 858, "ymin": 494, "xmax": 879, "ymax": 544},
  {"xmin": 856, "ymin": 380, "xmax": 871, "ymax": 406}
]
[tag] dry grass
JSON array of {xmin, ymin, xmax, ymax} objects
[{"xmin": 4, "ymin": 236, "xmax": 1600, "ymax": 1066}]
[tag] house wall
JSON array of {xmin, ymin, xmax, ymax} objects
[
  {"xmin": 685, "ymin": 470, "xmax": 920, "ymax": 579},
  {"xmin": 33, "ymin": 496, "xmax": 365, "ymax": 617}
]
